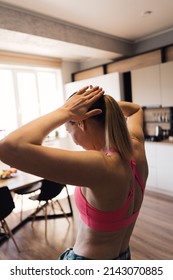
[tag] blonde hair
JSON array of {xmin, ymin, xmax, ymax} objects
[
  {"xmin": 104, "ymin": 95, "xmax": 133, "ymax": 160},
  {"xmin": 88, "ymin": 94, "xmax": 133, "ymax": 160}
]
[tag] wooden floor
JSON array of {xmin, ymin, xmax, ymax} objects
[
  {"xmin": 0, "ymin": 189, "xmax": 173, "ymax": 260},
  {"xmin": 131, "ymin": 190, "xmax": 173, "ymax": 259}
]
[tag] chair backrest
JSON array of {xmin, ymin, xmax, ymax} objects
[
  {"xmin": 38, "ymin": 180, "xmax": 65, "ymax": 201},
  {"xmin": 0, "ymin": 186, "xmax": 15, "ymax": 220}
]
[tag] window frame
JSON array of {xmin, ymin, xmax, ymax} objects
[{"xmin": 0, "ymin": 63, "xmax": 64, "ymax": 137}]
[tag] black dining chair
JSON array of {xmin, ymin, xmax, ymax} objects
[
  {"xmin": 13, "ymin": 182, "xmax": 42, "ymax": 221},
  {"xmin": 0, "ymin": 186, "xmax": 20, "ymax": 252},
  {"xmin": 29, "ymin": 180, "xmax": 71, "ymax": 238}
]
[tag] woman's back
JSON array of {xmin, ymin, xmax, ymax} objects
[{"xmin": 73, "ymin": 139, "xmax": 148, "ymax": 259}]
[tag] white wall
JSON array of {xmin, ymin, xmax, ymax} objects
[
  {"xmin": 64, "ymin": 72, "xmax": 124, "ymax": 101},
  {"xmin": 61, "ymin": 61, "xmax": 80, "ymax": 84}
]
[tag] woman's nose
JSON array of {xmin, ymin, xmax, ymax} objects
[{"xmin": 65, "ymin": 123, "xmax": 70, "ymax": 133}]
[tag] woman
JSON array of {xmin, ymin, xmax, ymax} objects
[{"xmin": 0, "ymin": 86, "xmax": 148, "ymax": 260}]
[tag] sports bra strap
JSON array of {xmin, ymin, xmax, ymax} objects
[
  {"xmin": 117, "ymin": 160, "xmax": 136, "ymax": 216},
  {"xmin": 131, "ymin": 159, "xmax": 145, "ymax": 194}
]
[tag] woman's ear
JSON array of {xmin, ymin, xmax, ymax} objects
[{"xmin": 77, "ymin": 120, "xmax": 85, "ymax": 132}]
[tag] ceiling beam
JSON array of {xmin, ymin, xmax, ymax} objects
[
  {"xmin": 133, "ymin": 29, "xmax": 173, "ymax": 54},
  {"xmin": 0, "ymin": 2, "xmax": 133, "ymax": 57}
]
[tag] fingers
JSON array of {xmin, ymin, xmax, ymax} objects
[
  {"xmin": 85, "ymin": 86, "xmax": 100, "ymax": 94},
  {"xmin": 76, "ymin": 86, "xmax": 89, "ymax": 95},
  {"xmin": 77, "ymin": 86, "xmax": 103, "ymax": 97},
  {"xmin": 87, "ymin": 87, "xmax": 104, "ymax": 101},
  {"xmin": 84, "ymin": 86, "xmax": 104, "ymax": 98}
]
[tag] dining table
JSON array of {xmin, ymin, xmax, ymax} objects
[
  {"xmin": 0, "ymin": 170, "xmax": 73, "ymax": 245},
  {"xmin": 0, "ymin": 170, "xmax": 43, "ymax": 191},
  {"xmin": 0, "ymin": 170, "xmax": 43, "ymax": 244}
]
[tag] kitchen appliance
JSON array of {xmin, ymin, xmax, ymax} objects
[{"xmin": 143, "ymin": 107, "xmax": 173, "ymax": 141}]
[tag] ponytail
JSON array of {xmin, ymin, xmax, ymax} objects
[
  {"xmin": 104, "ymin": 95, "xmax": 133, "ymax": 160},
  {"xmin": 88, "ymin": 94, "xmax": 133, "ymax": 160}
]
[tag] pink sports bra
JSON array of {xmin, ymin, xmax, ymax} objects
[{"xmin": 74, "ymin": 159, "xmax": 145, "ymax": 232}]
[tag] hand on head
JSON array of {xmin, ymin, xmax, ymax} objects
[{"xmin": 63, "ymin": 86, "xmax": 104, "ymax": 121}]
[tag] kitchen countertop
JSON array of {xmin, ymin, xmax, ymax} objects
[
  {"xmin": 145, "ymin": 139, "xmax": 173, "ymax": 144},
  {"xmin": 160, "ymin": 139, "xmax": 173, "ymax": 144}
]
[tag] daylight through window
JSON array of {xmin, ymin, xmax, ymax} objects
[{"xmin": 0, "ymin": 64, "xmax": 64, "ymax": 139}]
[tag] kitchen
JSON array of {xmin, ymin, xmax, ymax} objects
[{"xmin": 0, "ymin": 0, "xmax": 173, "ymax": 262}]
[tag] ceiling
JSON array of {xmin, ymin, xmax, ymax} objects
[{"xmin": 0, "ymin": 0, "xmax": 173, "ymax": 63}]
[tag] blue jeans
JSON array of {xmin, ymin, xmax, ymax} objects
[{"xmin": 58, "ymin": 247, "xmax": 131, "ymax": 260}]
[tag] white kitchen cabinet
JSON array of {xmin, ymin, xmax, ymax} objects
[
  {"xmin": 145, "ymin": 142, "xmax": 157, "ymax": 191},
  {"xmin": 145, "ymin": 142, "xmax": 173, "ymax": 196},
  {"xmin": 160, "ymin": 61, "xmax": 173, "ymax": 106},
  {"xmin": 131, "ymin": 65, "xmax": 161, "ymax": 106},
  {"xmin": 156, "ymin": 143, "xmax": 173, "ymax": 195},
  {"xmin": 132, "ymin": 62, "xmax": 173, "ymax": 107},
  {"xmin": 65, "ymin": 72, "xmax": 124, "ymax": 101}
]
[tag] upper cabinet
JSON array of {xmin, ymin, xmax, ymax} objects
[
  {"xmin": 65, "ymin": 72, "xmax": 124, "ymax": 101},
  {"xmin": 131, "ymin": 62, "xmax": 173, "ymax": 107},
  {"xmin": 160, "ymin": 61, "xmax": 173, "ymax": 107},
  {"xmin": 131, "ymin": 65, "xmax": 161, "ymax": 106}
]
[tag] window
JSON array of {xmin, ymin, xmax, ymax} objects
[{"xmin": 0, "ymin": 64, "xmax": 64, "ymax": 138}]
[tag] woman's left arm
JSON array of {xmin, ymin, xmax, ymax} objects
[{"xmin": 118, "ymin": 101, "xmax": 144, "ymax": 142}]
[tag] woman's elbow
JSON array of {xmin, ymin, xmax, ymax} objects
[{"xmin": 0, "ymin": 138, "xmax": 18, "ymax": 165}]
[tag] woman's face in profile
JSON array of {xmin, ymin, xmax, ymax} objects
[
  {"xmin": 65, "ymin": 120, "xmax": 91, "ymax": 150},
  {"xmin": 65, "ymin": 121, "xmax": 82, "ymax": 146}
]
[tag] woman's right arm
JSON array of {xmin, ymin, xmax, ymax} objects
[
  {"xmin": 0, "ymin": 86, "xmax": 105, "ymax": 187},
  {"xmin": 118, "ymin": 101, "xmax": 144, "ymax": 142}
]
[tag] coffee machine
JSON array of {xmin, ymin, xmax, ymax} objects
[{"xmin": 143, "ymin": 107, "xmax": 173, "ymax": 141}]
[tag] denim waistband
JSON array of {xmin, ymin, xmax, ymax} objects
[
  {"xmin": 116, "ymin": 247, "xmax": 131, "ymax": 260},
  {"xmin": 59, "ymin": 247, "xmax": 131, "ymax": 260}
]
